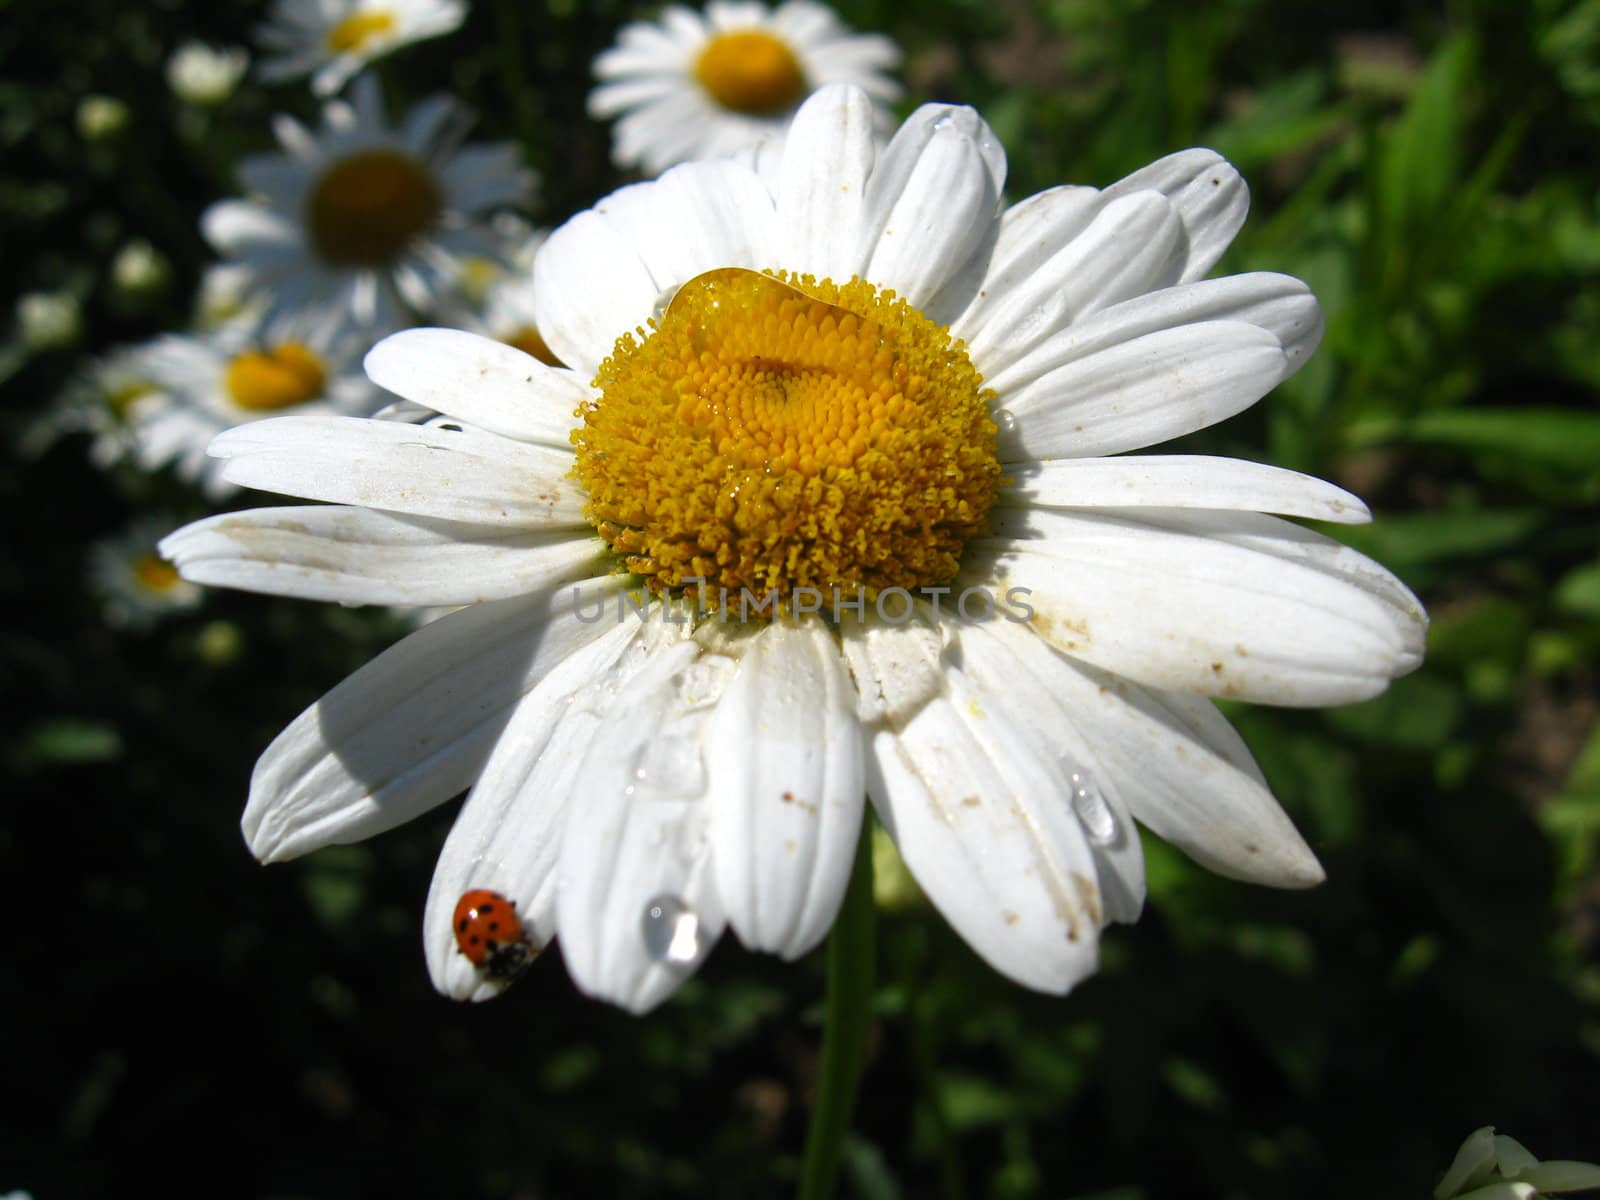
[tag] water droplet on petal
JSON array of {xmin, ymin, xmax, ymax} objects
[
  {"xmin": 1069, "ymin": 769, "xmax": 1116, "ymax": 845},
  {"xmin": 632, "ymin": 734, "xmax": 706, "ymax": 798},
  {"xmin": 641, "ymin": 894, "xmax": 703, "ymax": 965},
  {"xmin": 677, "ymin": 654, "xmax": 736, "ymax": 710},
  {"xmin": 995, "ymin": 410, "xmax": 1017, "ymax": 434}
]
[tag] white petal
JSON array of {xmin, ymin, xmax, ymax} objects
[
  {"xmin": 958, "ymin": 616, "xmax": 1321, "ymax": 887},
  {"xmin": 202, "ymin": 201, "xmax": 299, "ymax": 253},
  {"xmin": 588, "ymin": 76, "xmax": 686, "ymax": 119},
  {"xmin": 951, "ymin": 619, "xmax": 1148, "ymax": 921},
  {"xmin": 209, "ymin": 414, "xmax": 586, "ymax": 528},
  {"xmin": 996, "ymin": 320, "xmax": 1287, "ymax": 460},
  {"xmin": 774, "ymin": 85, "xmax": 878, "ymax": 282},
  {"xmin": 1001, "ymin": 455, "xmax": 1370, "ymax": 524},
  {"xmin": 842, "ymin": 612, "xmax": 1103, "ymax": 993},
  {"xmin": 987, "ymin": 271, "xmax": 1322, "ymax": 399},
  {"xmin": 931, "ymin": 184, "xmax": 1103, "ymax": 330},
  {"xmin": 706, "ymin": 618, "xmax": 865, "ymax": 959},
  {"xmin": 422, "ymin": 619, "xmax": 648, "ymax": 1001},
  {"xmin": 970, "ymin": 507, "xmax": 1427, "ymax": 706},
  {"xmin": 533, "ymin": 209, "xmax": 659, "ymax": 378},
  {"xmin": 556, "ymin": 628, "xmax": 730, "ymax": 1014},
  {"xmin": 963, "ymin": 192, "xmax": 1185, "ymax": 381},
  {"xmin": 162, "ymin": 505, "xmax": 606, "ymax": 606},
  {"xmin": 1102, "ymin": 148, "xmax": 1249, "ymax": 282},
  {"xmin": 861, "ymin": 120, "xmax": 1002, "ymax": 309},
  {"xmin": 597, "ymin": 159, "xmax": 776, "ymax": 292},
  {"xmin": 239, "ymin": 576, "xmax": 627, "ymax": 863},
  {"xmin": 858, "ymin": 103, "xmax": 1005, "ymax": 293},
  {"xmin": 364, "ymin": 328, "xmax": 586, "ymax": 448}
]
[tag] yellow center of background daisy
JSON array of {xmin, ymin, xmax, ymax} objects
[
  {"xmin": 326, "ymin": 10, "xmax": 397, "ymax": 54},
  {"xmin": 574, "ymin": 268, "xmax": 1000, "ymax": 602},
  {"xmin": 456, "ymin": 256, "xmax": 501, "ymax": 306},
  {"xmin": 133, "ymin": 554, "xmax": 182, "ymax": 593},
  {"xmin": 108, "ymin": 381, "xmax": 157, "ymax": 418},
  {"xmin": 693, "ymin": 30, "xmax": 806, "ymax": 115},
  {"xmin": 504, "ymin": 325, "xmax": 563, "ymax": 367},
  {"xmin": 306, "ymin": 149, "xmax": 442, "ymax": 267},
  {"xmin": 225, "ymin": 342, "xmax": 327, "ymax": 411}
]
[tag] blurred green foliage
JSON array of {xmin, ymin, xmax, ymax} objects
[{"xmin": 2, "ymin": 0, "xmax": 1597, "ymax": 1196}]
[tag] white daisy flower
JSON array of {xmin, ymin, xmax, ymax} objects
[
  {"xmin": 162, "ymin": 86, "xmax": 1427, "ymax": 1014},
  {"xmin": 193, "ymin": 263, "xmax": 266, "ymax": 335},
  {"xmin": 436, "ymin": 224, "xmax": 565, "ymax": 368},
  {"xmin": 256, "ymin": 0, "xmax": 466, "ymax": 98},
  {"xmin": 166, "ymin": 41, "xmax": 250, "ymax": 106},
  {"xmin": 203, "ymin": 76, "xmax": 534, "ymax": 337},
  {"xmin": 49, "ymin": 344, "xmax": 169, "ymax": 469},
  {"xmin": 590, "ymin": 0, "xmax": 901, "ymax": 175},
  {"xmin": 91, "ymin": 517, "xmax": 203, "ymax": 630},
  {"xmin": 136, "ymin": 317, "xmax": 381, "ymax": 499}
]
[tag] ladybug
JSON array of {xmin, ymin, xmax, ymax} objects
[{"xmin": 453, "ymin": 888, "xmax": 538, "ymax": 982}]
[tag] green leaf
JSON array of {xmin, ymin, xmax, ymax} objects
[
  {"xmin": 937, "ymin": 1071, "xmax": 1017, "ymax": 1130},
  {"xmin": 1426, "ymin": 597, "xmax": 1531, "ymax": 671},
  {"xmin": 1205, "ymin": 70, "xmax": 1346, "ymax": 171},
  {"xmin": 1161, "ymin": 1056, "xmax": 1226, "ymax": 1113},
  {"xmin": 1555, "ymin": 561, "xmax": 1600, "ymax": 619},
  {"xmin": 301, "ymin": 845, "xmax": 373, "ymax": 928},
  {"xmin": 12, "ymin": 717, "xmax": 123, "ymax": 767},
  {"xmin": 1348, "ymin": 408, "xmax": 1600, "ymax": 475},
  {"xmin": 1323, "ymin": 673, "xmax": 1463, "ymax": 750},
  {"xmin": 840, "ymin": 1135, "xmax": 902, "ymax": 1200},
  {"xmin": 1335, "ymin": 509, "xmax": 1543, "ymax": 569},
  {"xmin": 1373, "ymin": 34, "xmax": 1474, "ymax": 251}
]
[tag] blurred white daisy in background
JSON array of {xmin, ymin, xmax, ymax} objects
[
  {"xmin": 135, "ymin": 317, "xmax": 381, "ymax": 499},
  {"xmin": 91, "ymin": 516, "xmax": 203, "ymax": 630},
  {"xmin": 16, "ymin": 289, "xmax": 82, "ymax": 352},
  {"xmin": 163, "ymin": 85, "xmax": 1426, "ymax": 1014},
  {"xmin": 256, "ymin": 0, "xmax": 466, "ymax": 97},
  {"xmin": 590, "ymin": 0, "xmax": 901, "ymax": 175},
  {"xmin": 192, "ymin": 263, "xmax": 266, "ymax": 334},
  {"xmin": 435, "ymin": 220, "xmax": 562, "ymax": 367},
  {"xmin": 43, "ymin": 344, "xmax": 169, "ymax": 470},
  {"xmin": 166, "ymin": 41, "xmax": 250, "ymax": 107},
  {"xmin": 203, "ymin": 75, "xmax": 534, "ymax": 337}
]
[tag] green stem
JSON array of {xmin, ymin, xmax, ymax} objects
[
  {"xmin": 798, "ymin": 821, "xmax": 876, "ymax": 1200},
  {"xmin": 492, "ymin": 0, "xmax": 542, "ymax": 170}
]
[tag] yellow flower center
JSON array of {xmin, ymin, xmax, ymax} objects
[
  {"xmin": 504, "ymin": 324, "xmax": 563, "ymax": 367},
  {"xmin": 225, "ymin": 342, "xmax": 328, "ymax": 411},
  {"xmin": 133, "ymin": 554, "xmax": 182, "ymax": 593},
  {"xmin": 456, "ymin": 255, "xmax": 501, "ymax": 306},
  {"xmin": 108, "ymin": 381, "xmax": 157, "ymax": 418},
  {"xmin": 693, "ymin": 30, "xmax": 806, "ymax": 116},
  {"xmin": 325, "ymin": 9, "xmax": 397, "ymax": 54},
  {"xmin": 574, "ymin": 268, "xmax": 1000, "ymax": 603},
  {"xmin": 305, "ymin": 149, "xmax": 442, "ymax": 267}
]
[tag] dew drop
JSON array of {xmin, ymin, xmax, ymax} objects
[
  {"xmin": 641, "ymin": 894, "xmax": 703, "ymax": 965},
  {"xmin": 676, "ymin": 654, "xmax": 736, "ymax": 710},
  {"xmin": 631, "ymin": 734, "xmax": 706, "ymax": 798},
  {"xmin": 996, "ymin": 410, "xmax": 1017, "ymax": 434},
  {"xmin": 1068, "ymin": 769, "xmax": 1116, "ymax": 845}
]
